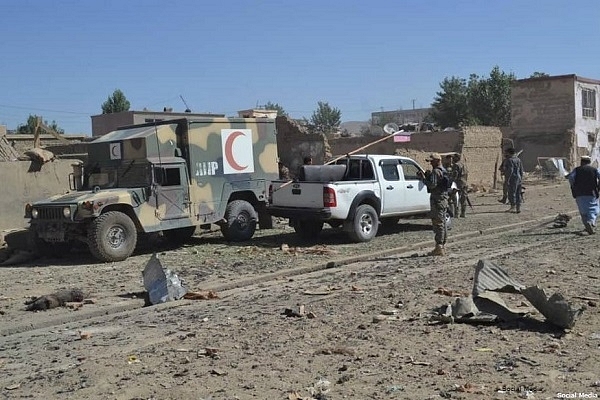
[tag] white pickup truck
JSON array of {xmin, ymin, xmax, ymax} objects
[{"xmin": 268, "ymin": 154, "xmax": 450, "ymax": 242}]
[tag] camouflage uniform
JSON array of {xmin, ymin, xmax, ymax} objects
[
  {"xmin": 502, "ymin": 152, "xmax": 524, "ymax": 213},
  {"xmin": 423, "ymin": 165, "xmax": 449, "ymax": 247},
  {"xmin": 444, "ymin": 157, "xmax": 458, "ymax": 218},
  {"xmin": 452, "ymin": 155, "xmax": 468, "ymax": 217}
]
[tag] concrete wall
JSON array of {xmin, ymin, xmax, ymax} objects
[
  {"xmin": 275, "ymin": 117, "xmax": 329, "ymax": 175},
  {"xmin": 0, "ymin": 160, "xmax": 76, "ymax": 231}
]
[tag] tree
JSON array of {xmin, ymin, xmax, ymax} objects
[
  {"xmin": 263, "ymin": 101, "xmax": 288, "ymax": 117},
  {"xmin": 101, "ymin": 89, "xmax": 131, "ymax": 114},
  {"xmin": 17, "ymin": 115, "xmax": 64, "ymax": 135},
  {"xmin": 530, "ymin": 71, "xmax": 550, "ymax": 78},
  {"xmin": 309, "ymin": 101, "xmax": 341, "ymax": 134},
  {"xmin": 430, "ymin": 77, "xmax": 470, "ymax": 129},
  {"xmin": 431, "ymin": 66, "xmax": 516, "ymax": 128}
]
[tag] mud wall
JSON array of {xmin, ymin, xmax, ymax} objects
[
  {"xmin": 0, "ymin": 160, "xmax": 76, "ymax": 231},
  {"xmin": 275, "ymin": 117, "xmax": 329, "ymax": 175}
]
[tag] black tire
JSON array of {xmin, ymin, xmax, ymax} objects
[
  {"xmin": 220, "ymin": 200, "xmax": 257, "ymax": 242},
  {"xmin": 163, "ymin": 226, "xmax": 196, "ymax": 244},
  {"xmin": 348, "ymin": 204, "xmax": 379, "ymax": 242},
  {"xmin": 294, "ymin": 219, "xmax": 324, "ymax": 239},
  {"xmin": 88, "ymin": 211, "xmax": 137, "ymax": 262}
]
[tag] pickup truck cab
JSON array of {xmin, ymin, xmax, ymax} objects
[{"xmin": 268, "ymin": 154, "xmax": 445, "ymax": 242}]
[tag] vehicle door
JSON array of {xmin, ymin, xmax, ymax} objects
[
  {"xmin": 152, "ymin": 163, "xmax": 191, "ymax": 220},
  {"xmin": 379, "ymin": 159, "xmax": 406, "ymax": 215},
  {"xmin": 398, "ymin": 159, "xmax": 429, "ymax": 212}
]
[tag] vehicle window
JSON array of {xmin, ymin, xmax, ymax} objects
[
  {"xmin": 154, "ymin": 166, "xmax": 181, "ymax": 186},
  {"xmin": 400, "ymin": 162, "xmax": 421, "ymax": 180},
  {"xmin": 347, "ymin": 160, "xmax": 361, "ymax": 180},
  {"xmin": 361, "ymin": 161, "xmax": 374, "ymax": 180},
  {"xmin": 381, "ymin": 164, "xmax": 399, "ymax": 181}
]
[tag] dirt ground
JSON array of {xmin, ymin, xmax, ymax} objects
[{"xmin": 1, "ymin": 179, "xmax": 599, "ymax": 400}]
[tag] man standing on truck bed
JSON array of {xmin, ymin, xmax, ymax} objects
[{"xmin": 418, "ymin": 153, "xmax": 449, "ymax": 256}]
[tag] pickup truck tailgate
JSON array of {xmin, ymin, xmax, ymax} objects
[{"xmin": 270, "ymin": 181, "xmax": 325, "ymax": 208}]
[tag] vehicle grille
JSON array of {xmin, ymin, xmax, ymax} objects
[{"xmin": 37, "ymin": 207, "xmax": 63, "ymax": 220}]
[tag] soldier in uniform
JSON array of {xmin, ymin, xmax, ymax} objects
[
  {"xmin": 278, "ymin": 161, "xmax": 291, "ymax": 180},
  {"xmin": 452, "ymin": 153, "xmax": 468, "ymax": 217},
  {"xmin": 502, "ymin": 148, "xmax": 524, "ymax": 213},
  {"xmin": 498, "ymin": 151, "xmax": 510, "ymax": 204},
  {"xmin": 418, "ymin": 153, "xmax": 449, "ymax": 256},
  {"xmin": 444, "ymin": 155, "xmax": 458, "ymax": 217}
]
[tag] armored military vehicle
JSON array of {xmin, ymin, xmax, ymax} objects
[{"xmin": 25, "ymin": 117, "xmax": 279, "ymax": 262}]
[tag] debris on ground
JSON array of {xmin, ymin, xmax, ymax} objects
[
  {"xmin": 553, "ymin": 213, "xmax": 572, "ymax": 228},
  {"xmin": 432, "ymin": 259, "xmax": 584, "ymax": 329},
  {"xmin": 183, "ymin": 291, "xmax": 219, "ymax": 300},
  {"xmin": 25, "ymin": 289, "xmax": 87, "ymax": 311},
  {"xmin": 142, "ymin": 253, "xmax": 187, "ymax": 305}
]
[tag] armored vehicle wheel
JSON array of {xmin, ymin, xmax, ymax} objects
[
  {"xmin": 163, "ymin": 226, "xmax": 196, "ymax": 244},
  {"xmin": 88, "ymin": 211, "xmax": 137, "ymax": 262},
  {"xmin": 221, "ymin": 200, "xmax": 257, "ymax": 242},
  {"xmin": 294, "ymin": 219, "xmax": 324, "ymax": 239},
  {"xmin": 348, "ymin": 204, "xmax": 379, "ymax": 242}
]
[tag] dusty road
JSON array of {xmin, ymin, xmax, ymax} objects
[{"xmin": 1, "ymin": 180, "xmax": 599, "ymax": 400}]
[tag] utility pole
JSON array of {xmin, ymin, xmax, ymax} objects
[{"xmin": 412, "ymin": 99, "xmax": 416, "ymax": 110}]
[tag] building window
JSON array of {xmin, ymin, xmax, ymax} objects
[{"xmin": 582, "ymin": 89, "xmax": 597, "ymax": 118}]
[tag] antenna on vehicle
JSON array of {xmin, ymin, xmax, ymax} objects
[{"xmin": 179, "ymin": 95, "xmax": 191, "ymax": 113}]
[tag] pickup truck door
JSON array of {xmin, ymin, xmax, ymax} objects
[
  {"xmin": 398, "ymin": 160, "xmax": 430, "ymax": 212},
  {"xmin": 379, "ymin": 160, "xmax": 407, "ymax": 214}
]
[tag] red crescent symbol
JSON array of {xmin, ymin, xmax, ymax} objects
[{"xmin": 225, "ymin": 131, "xmax": 247, "ymax": 171}]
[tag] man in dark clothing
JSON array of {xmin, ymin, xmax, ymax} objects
[
  {"xmin": 418, "ymin": 153, "xmax": 449, "ymax": 256},
  {"xmin": 444, "ymin": 155, "xmax": 458, "ymax": 218},
  {"xmin": 452, "ymin": 153, "xmax": 468, "ymax": 217},
  {"xmin": 502, "ymin": 148, "xmax": 524, "ymax": 213},
  {"xmin": 566, "ymin": 155, "xmax": 600, "ymax": 234},
  {"xmin": 498, "ymin": 152, "xmax": 510, "ymax": 204}
]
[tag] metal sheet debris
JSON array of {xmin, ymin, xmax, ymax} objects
[
  {"xmin": 142, "ymin": 253, "xmax": 187, "ymax": 305},
  {"xmin": 433, "ymin": 259, "xmax": 584, "ymax": 329}
]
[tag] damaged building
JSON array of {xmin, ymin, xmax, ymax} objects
[{"xmin": 510, "ymin": 74, "xmax": 600, "ymax": 171}]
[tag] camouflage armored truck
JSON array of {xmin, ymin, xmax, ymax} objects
[{"xmin": 25, "ymin": 117, "xmax": 279, "ymax": 262}]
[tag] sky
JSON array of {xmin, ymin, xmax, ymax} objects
[{"xmin": 1, "ymin": 0, "xmax": 599, "ymax": 135}]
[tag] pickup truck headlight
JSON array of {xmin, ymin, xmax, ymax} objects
[
  {"xmin": 31, "ymin": 208, "xmax": 39, "ymax": 219},
  {"xmin": 63, "ymin": 207, "xmax": 71, "ymax": 219}
]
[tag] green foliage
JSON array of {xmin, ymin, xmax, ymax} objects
[
  {"xmin": 263, "ymin": 101, "xmax": 288, "ymax": 117},
  {"xmin": 309, "ymin": 101, "xmax": 341, "ymax": 134},
  {"xmin": 101, "ymin": 89, "xmax": 131, "ymax": 114},
  {"xmin": 17, "ymin": 115, "xmax": 64, "ymax": 135},
  {"xmin": 430, "ymin": 76, "xmax": 470, "ymax": 129},
  {"xmin": 431, "ymin": 66, "xmax": 516, "ymax": 128},
  {"xmin": 530, "ymin": 71, "xmax": 550, "ymax": 78}
]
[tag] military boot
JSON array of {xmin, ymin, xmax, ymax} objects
[
  {"xmin": 506, "ymin": 206, "xmax": 516, "ymax": 213},
  {"xmin": 460, "ymin": 207, "xmax": 466, "ymax": 218},
  {"xmin": 429, "ymin": 244, "xmax": 446, "ymax": 256}
]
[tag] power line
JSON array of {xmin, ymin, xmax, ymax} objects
[{"xmin": 0, "ymin": 104, "xmax": 92, "ymax": 115}]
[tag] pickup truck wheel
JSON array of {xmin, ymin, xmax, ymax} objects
[
  {"xmin": 221, "ymin": 200, "xmax": 257, "ymax": 242},
  {"xmin": 294, "ymin": 220, "xmax": 324, "ymax": 239},
  {"xmin": 88, "ymin": 211, "xmax": 137, "ymax": 262},
  {"xmin": 163, "ymin": 226, "xmax": 196, "ymax": 244},
  {"xmin": 349, "ymin": 204, "xmax": 379, "ymax": 242}
]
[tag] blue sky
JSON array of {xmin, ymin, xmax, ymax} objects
[{"xmin": 1, "ymin": 0, "xmax": 598, "ymax": 134}]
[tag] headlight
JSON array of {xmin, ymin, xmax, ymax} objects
[
  {"xmin": 31, "ymin": 208, "xmax": 39, "ymax": 219},
  {"xmin": 63, "ymin": 207, "xmax": 71, "ymax": 218}
]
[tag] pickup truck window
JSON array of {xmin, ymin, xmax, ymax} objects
[
  {"xmin": 342, "ymin": 159, "xmax": 374, "ymax": 181},
  {"xmin": 400, "ymin": 162, "xmax": 421, "ymax": 180},
  {"xmin": 381, "ymin": 164, "xmax": 400, "ymax": 181}
]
